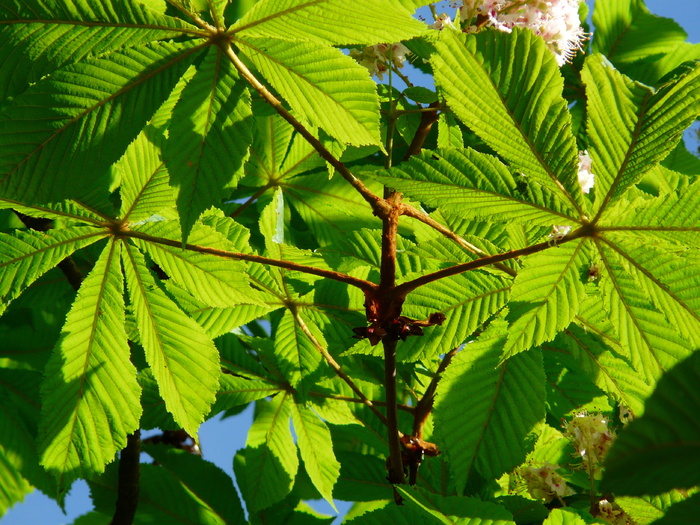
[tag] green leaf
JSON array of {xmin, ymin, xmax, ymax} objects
[
  {"xmin": 165, "ymin": 47, "xmax": 253, "ymax": 242},
  {"xmin": 434, "ymin": 321, "xmax": 546, "ymax": 492},
  {"xmin": 616, "ymin": 491, "xmax": 687, "ymax": 525},
  {"xmin": 502, "ymin": 239, "xmax": 590, "ymax": 360},
  {"xmin": 212, "ymin": 374, "xmax": 283, "ymax": 414},
  {"xmin": 0, "ymin": 0, "xmax": 193, "ymax": 102},
  {"xmin": 38, "ymin": 239, "xmax": 140, "ymax": 488},
  {"xmin": 396, "ymin": 486, "xmax": 515, "ymax": 525},
  {"xmin": 132, "ymin": 220, "xmax": 267, "ymax": 307},
  {"xmin": 241, "ymin": 393, "xmax": 299, "ymax": 513},
  {"xmin": 143, "ymin": 444, "xmax": 246, "ymax": 524},
  {"xmin": 399, "ymin": 271, "xmax": 511, "ymax": 362},
  {"xmin": 230, "ymin": 0, "xmax": 425, "ymax": 45},
  {"xmin": 543, "ymin": 508, "xmax": 588, "ymax": 525},
  {"xmin": 0, "ymin": 226, "xmax": 106, "ymax": 315},
  {"xmin": 237, "ymin": 37, "xmax": 381, "ymax": 146},
  {"xmin": 591, "ymin": 0, "xmax": 699, "ymax": 84},
  {"xmin": 650, "ymin": 493, "xmax": 700, "ymax": 525},
  {"xmin": 122, "ymin": 243, "xmax": 220, "ymax": 437},
  {"xmin": 596, "ymin": 237, "xmax": 693, "ymax": 382},
  {"xmin": 291, "ymin": 403, "xmax": 340, "ymax": 509},
  {"xmin": 0, "ymin": 40, "xmax": 202, "ymax": 205},
  {"xmin": 118, "ymin": 125, "xmax": 175, "ymax": 224},
  {"xmin": 0, "ymin": 403, "xmax": 33, "ymax": 517},
  {"xmin": 547, "ymin": 323, "xmax": 652, "ymax": 418},
  {"xmin": 602, "ymin": 350, "xmax": 700, "ymax": 495},
  {"xmin": 433, "ymin": 29, "xmax": 584, "ymax": 216},
  {"xmin": 273, "ymin": 308, "xmax": 325, "ymax": 392},
  {"xmin": 370, "ymin": 149, "xmax": 579, "ymax": 225},
  {"xmin": 582, "ymin": 55, "xmax": 700, "ymax": 213}
]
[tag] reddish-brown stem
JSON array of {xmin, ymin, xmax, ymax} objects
[
  {"xmin": 378, "ymin": 191, "xmax": 407, "ymax": 486},
  {"xmin": 120, "ymin": 228, "xmax": 377, "ymax": 293},
  {"xmin": 394, "ymin": 229, "xmax": 586, "ymax": 299},
  {"xmin": 222, "ymin": 43, "xmax": 390, "ymax": 218},
  {"xmin": 403, "ymin": 102, "xmax": 440, "ymax": 161},
  {"xmin": 412, "ymin": 349, "xmax": 458, "ymax": 440}
]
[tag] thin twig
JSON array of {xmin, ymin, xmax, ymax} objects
[
  {"xmin": 412, "ymin": 349, "xmax": 458, "ymax": 439},
  {"xmin": 290, "ymin": 306, "xmax": 389, "ymax": 426},
  {"xmin": 230, "ymin": 184, "xmax": 272, "ymax": 219},
  {"xmin": 120, "ymin": 228, "xmax": 377, "ymax": 293},
  {"xmin": 222, "ymin": 43, "xmax": 390, "ymax": 218},
  {"xmin": 399, "ymin": 204, "xmax": 517, "ymax": 278}
]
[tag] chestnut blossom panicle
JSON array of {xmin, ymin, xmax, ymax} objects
[
  {"xmin": 598, "ymin": 499, "xmax": 631, "ymax": 525},
  {"xmin": 518, "ymin": 463, "xmax": 574, "ymax": 502},
  {"xmin": 578, "ymin": 150, "xmax": 595, "ymax": 194},
  {"xmin": 563, "ymin": 412, "xmax": 617, "ymax": 478},
  {"xmin": 460, "ymin": 0, "xmax": 587, "ymax": 66},
  {"xmin": 350, "ymin": 43, "xmax": 410, "ymax": 81}
]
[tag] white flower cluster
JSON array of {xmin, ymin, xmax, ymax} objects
[
  {"xmin": 563, "ymin": 412, "xmax": 616, "ymax": 478},
  {"xmin": 461, "ymin": 1, "xmax": 587, "ymax": 66},
  {"xmin": 349, "ymin": 43, "xmax": 410, "ymax": 81},
  {"xmin": 518, "ymin": 462, "xmax": 573, "ymax": 502}
]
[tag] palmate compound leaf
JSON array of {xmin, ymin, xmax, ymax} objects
[
  {"xmin": 240, "ymin": 392, "xmax": 299, "ymax": 514},
  {"xmin": 230, "ymin": 0, "xmax": 426, "ymax": 46},
  {"xmin": 368, "ymin": 149, "xmax": 580, "ymax": 226},
  {"xmin": 38, "ymin": 239, "xmax": 140, "ymax": 489},
  {"xmin": 0, "ymin": 40, "xmax": 202, "ymax": 206},
  {"xmin": 290, "ymin": 402, "xmax": 340, "ymax": 510},
  {"xmin": 165, "ymin": 46, "xmax": 254, "ymax": 243},
  {"xmin": 582, "ymin": 54, "xmax": 700, "ymax": 214},
  {"xmin": 121, "ymin": 243, "xmax": 219, "ymax": 438},
  {"xmin": 433, "ymin": 28, "xmax": 585, "ymax": 217},
  {"xmin": 0, "ymin": 226, "xmax": 107, "ymax": 315},
  {"xmin": 236, "ymin": 36, "xmax": 381, "ymax": 147},
  {"xmin": 434, "ymin": 320, "xmax": 546, "ymax": 493},
  {"xmin": 0, "ymin": 0, "xmax": 193, "ymax": 102},
  {"xmin": 501, "ymin": 238, "xmax": 591, "ymax": 361},
  {"xmin": 602, "ymin": 350, "xmax": 700, "ymax": 495}
]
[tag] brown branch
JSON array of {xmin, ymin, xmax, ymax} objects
[
  {"xmin": 393, "ymin": 228, "xmax": 588, "ymax": 299},
  {"xmin": 412, "ymin": 349, "xmax": 458, "ymax": 440},
  {"xmin": 403, "ymin": 102, "xmax": 440, "ymax": 161},
  {"xmin": 110, "ymin": 431, "xmax": 141, "ymax": 525},
  {"xmin": 222, "ymin": 43, "xmax": 390, "ymax": 218},
  {"xmin": 290, "ymin": 306, "xmax": 390, "ymax": 426},
  {"xmin": 120, "ymin": 228, "xmax": 377, "ymax": 293}
]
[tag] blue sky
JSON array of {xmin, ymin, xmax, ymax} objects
[{"xmin": 3, "ymin": 1, "xmax": 699, "ymax": 523}]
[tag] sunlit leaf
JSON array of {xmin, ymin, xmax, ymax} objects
[{"xmin": 38, "ymin": 240, "xmax": 140, "ymax": 488}]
